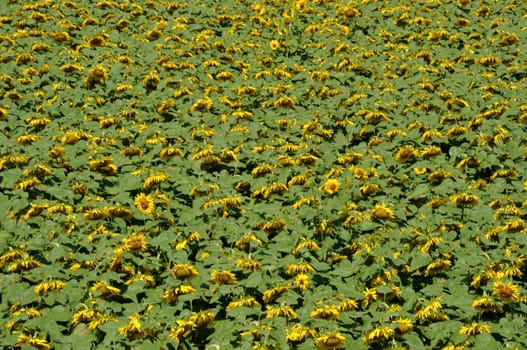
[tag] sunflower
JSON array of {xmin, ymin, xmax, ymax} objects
[
  {"xmin": 286, "ymin": 324, "xmax": 316, "ymax": 344},
  {"xmin": 15, "ymin": 335, "xmax": 51, "ymax": 350},
  {"xmin": 371, "ymin": 203, "xmax": 396, "ymax": 221},
  {"xmin": 118, "ymin": 314, "xmax": 151, "ymax": 339},
  {"xmin": 266, "ymin": 305, "xmax": 297, "ymax": 319},
  {"xmin": 459, "ymin": 323, "xmax": 490, "ymax": 336},
  {"xmin": 492, "ymin": 280, "xmax": 520, "ymax": 302},
  {"xmin": 294, "ymin": 273, "xmax": 310, "ymax": 290},
  {"xmin": 211, "ymin": 270, "xmax": 237, "ymax": 285},
  {"xmin": 315, "ymin": 331, "xmax": 346, "ymax": 350},
  {"xmin": 472, "ymin": 296, "xmax": 502, "ymax": 313},
  {"xmin": 134, "ymin": 192, "xmax": 155, "ymax": 216},
  {"xmin": 269, "ymin": 39, "xmax": 280, "ymax": 51},
  {"xmin": 322, "ymin": 179, "xmax": 340, "ymax": 195},
  {"xmin": 395, "ymin": 145, "xmax": 419, "ymax": 163},
  {"xmin": 122, "ymin": 232, "xmax": 148, "ymax": 252},
  {"xmin": 310, "ymin": 305, "xmax": 340, "ymax": 320},
  {"xmin": 362, "ymin": 326, "xmax": 394, "ymax": 344},
  {"xmin": 393, "ymin": 317, "xmax": 413, "ymax": 335},
  {"xmin": 451, "ymin": 192, "xmax": 479, "ymax": 208},
  {"xmin": 172, "ymin": 264, "xmax": 199, "ymax": 280},
  {"xmin": 34, "ymin": 280, "xmax": 66, "ymax": 295}
]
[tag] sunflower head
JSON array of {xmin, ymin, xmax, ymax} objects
[
  {"xmin": 322, "ymin": 179, "xmax": 340, "ymax": 195},
  {"xmin": 134, "ymin": 192, "xmax": 155, "ymax": 216}
]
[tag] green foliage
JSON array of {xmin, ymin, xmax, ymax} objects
[{"xmin": 0, "ymin": 0, "xmax": 526, "ymax": 349}]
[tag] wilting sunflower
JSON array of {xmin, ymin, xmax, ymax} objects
[
  {"xmin": 15, "ymin": 334, "xmax": 51, "ymax": 350},
  {"xmin": 172, "ymin": 264, "xmax": 199, "ymax": 280},
  {"xmin": 211, "ymin": 270, "xmax": 237, "ymax": 285},
  {"xmin": 286, "ymin": 324, "xmax": 317, "ymax": 344},
  {"xmin": 371, "ymin": 203, "xmax": 396, "ymax": 221},
  {"xmin": 315, "ymin": 331, "xmax": 346, "ymax": 350},
  {"xmin": 459, "ymin": 322, "xmax": 491, "ymax": 336},
  {"xmin": 134, "ymin": 192, "xmax": 155, "ymax": 216}
]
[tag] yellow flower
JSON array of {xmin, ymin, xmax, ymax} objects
[
  {"xmin": 310, "ymin": 305, "xmax": 340, "ymax": 320},
  {"xmin": 362, "ymin": 326, "xmax": 394, "ymax": 344},
  {"xmin": 294, "ymin": 273, "xmax": 310, "ymax": 290},
  {"xmin": 91, "ymin": 281, "xmax": 121, "ymax": 298},
  {"xmin": 122, "ymin": 232, "xmax": 147, "ymax": 252},
  {"xmin": 190, "ymin": 98, "xmax": 213, "ymax": 112},
  {"xmin": 286, "ymin": 324, "xmax": 316, "ymax": 344},
  {"xmin": 459, "ymin": 322, "xmax": 491, "ymax": 336},
  {"xmin": 7, "ymin": 258, "xmax": 41, "ymax": 272},
  {"xmin": 236, "ymin": 258, "xmax": 261, "ymax": 271},
  {"xmin": 107, "ymin": 206, "xmax": 133, "ymax": 220},
  {"xmin": 172, "ymin": 264, "xmax": 199, "ymax": 280},
  {"xmin": 85, "ymin": 65, "xmax": 108, "ymax": 87},
  {"xmin": 189, "ymin": 311, "xmax": 215, "ymax": 329},
  {"xmin": 34, "ymin": 280, "xmax": 66, "ymax": 294},
  {"xmin": 262, "ymin": 285, "xmax": 290, "ymax": 304},
  {"xmin": 142, "ymin": 70, "xmax": 160, "ymax": 90},
  {"xmin": 15, "ymin": 334, "xmax": 51, "ymax": 350},
  {"xmin": 472, "ymin": 296, "xmax": 502, "ymax": 313},
  {"xmin": 286, "ymin": 262, "xmax": 316, "ymax": 276},
  {"xmin": 359, "ymin": 183, "xmax": 380, "ymax": 196},
  {"xmin": 371, "ymin": 203, "xmax": 396, "ymax": 221},
  {"xmin": 425, "ymin": 259, "xmax": 452, "ymax": 276},
  {"xmin": 393, "ymin": 317, "xmax": 413, "ymax": 335},
  {"xmin": 413, "ymin": 167, "xmax": 428, "ymax": 174},
  {"xmin": 134, "ymin": 192, "xmax": 155, "ymax": 216},
  {"xmin": 492, "ymin": 280, "xmax": 520, "ymax": 302},
  {"xmin": 395, "ymin": 145, "xmax": 419, "ymax": 163},
  {"xmin": 71, "ymin": 308, "xmax": 98, "ymax": 325},
  {"xmin": 163, "ymin": 285, "xmax": 196, "ymax": 303},
  {"xmin": 0, "ymin": 106, "xmax": 7, "ymax": 121},
  {"xmin": 503, "ymin": 219, "xmax": 525, "ymax": 233},
  {"xmin": 292, "ymin": 240, "xmax": 320, "ymax": 254},
  {"xmin": 87, "ymin": 315, "xmax": 118, "ymax": 331},
  {"xmin": 322, "ymin": 179, "xmax": 340, "ymax": 195},
  {"xmin": 362, "ymin": 287, "xmax": 378, "ymax": 308},
  {"xmin": 142, "ymin": 172, "xmax": 168, "ymax": 189},
  {"xmin": 315, "ymin": 331, "xmax": 346, "ymax": 350},
  {"xmin": 451, "ymin": 192, "xmax": 479, "ymax": 208},
  {"xmin": 227, "ymin": 297, "xmax": 260, "ymax": 309},
  {"xmin": 169, "ymin": 320, "xmax": 196, "ymax": 341},
  {"xmin": 269, "ymin": 39, "xmax": 280, "ymax": 50},
  {"xmin": 339, "ymin": 298, "xmax": 359, "ymax": 311},
  {"xmin": 211, "ymin": 270, "xmax": 237, "ymax": 285},
  {"xmin": 428, "ymin": 170, "xmax": 452, "ymax": 183},
  {"xmin": 125, "ymin": 274, "xmax": 156, "ymax": 287},
  {"xmin": 118, "ymin": 314, "xmax": 150, "ymax": 339},
  {"xmin": 266, "ymin": 305, "xmax": 297, "ymax": 319}
]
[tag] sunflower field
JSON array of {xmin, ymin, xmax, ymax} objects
[{"xmin": 1, "ymin": 0, "xmax": 527, "ymax": 349}]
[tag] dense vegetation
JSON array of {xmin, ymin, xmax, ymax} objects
[{"xmin": 0, "ymin": 0, "xmax": 526, "ymax": 349}]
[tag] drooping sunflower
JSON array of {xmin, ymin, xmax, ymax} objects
[
  {"xmin": 459, "ymin": 322, "xmax": 491, "ymax": 336},
  {"xmin": 362, "ymin": 326, "xmax": 394, "ymax": 345},
  {"xmin": 211, "ymin": 270, "xmax": 237, "ymax": 285},
  {"xmin": 286, "ymin": 324, "xmax": 317, "ymax": 344},
  {"xmin": 122, "ymin": 232, "xmax": 148, "ymax": 252},
  {"xmin": 315, "ymin": 331, "xmax": 346, "ymax": 350},
  {"xmin": 134, "ymin": 192, "xmax": 155, "ymax": 216},
  {"xmin": 371, "ymin": 203, "xmax": 396, "ymax": 221},
  {"xmin": 172, "ymin": 264, "xmax": 199, "ymax": 280}
]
